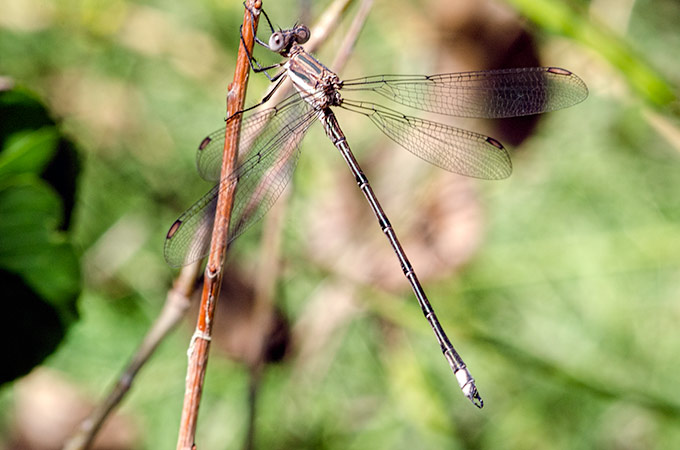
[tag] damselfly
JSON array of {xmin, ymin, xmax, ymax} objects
[{"xmin": 164, "ymin": 13, "xmax": 588, "ymax": 408}]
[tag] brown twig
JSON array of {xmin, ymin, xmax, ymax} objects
[
  {"xmin": 249, "ymin": 0, "xmax": 372, "ymax": 330},
  {"xmin": 218, "ymin": 0, "xmax": 359, "ymax": 362},
  {"xmin": 63, "ymin": 262, "xmax": 201, "ymax": 450},
  {"xmin": 175, "ymin": 2, "xmax": 261, "ymax": 449},
  {"xmin": 246, "ymin": 0, "xmax": 370, "ymax": 337},
  {"xmin": 242, "ymin": 0, "xmax": 373, "ymax": 442},
  {"xmin": 63, "ymin": 1, "xmax": 367, "ymax": 448},
  {"xmin": 331, "ymin": 0, "xmax": 373, "ymax": 70},
  {"xmin": 239, "ymin": 0, "xmax": 362, "ymax": 365}
]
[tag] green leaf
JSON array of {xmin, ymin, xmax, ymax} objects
[
  {"xmin": 0, "ymin": 87, "xmax": 81, "ymax": 385},
  {"xmin": 0, "ymin": 88, "xmax": 53, "ymax": 144},
  {"xmin": 0, "ymin": 127, "xmax": 59, "ymax": 177},
  {"xmin": 0, "ymin": 177, "xmax": 80, "ymax": 309}
]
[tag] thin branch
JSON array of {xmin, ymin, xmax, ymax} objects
[
  {"xmin": 63, "ymin": 1, "xmax": 368, "ymax": 448},
  {"xmin": 63, "ymin": 263, "xmax": 201, "ymax": 450},
  {"xmin": 237, "ymin": 0, "xmax": 365, "ymax": 361},
  {"xmin": 249, "ymin": 0, "xmax": 372, "ymax": 328},
  {"xmin": 248, "ymin": 0, "xmax": 371, "ymax": 329},
  {"xmin": 175, "ymin": 2, "xmax": 262, "ymax": 449},
  {"xmin": 242, "ymin": 0, "xmax": 373, "ymax": 444},
  {"xmin": 331, "ymin": 0, "xmax": 373, "ymax": 71}
]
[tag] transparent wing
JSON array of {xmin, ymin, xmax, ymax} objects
[
  {"xmin": 341, "ymin": 100, "xmax": 512, "ymax": 180},
  {"xmin": 164, "ymin": 97, "xmax": 316, "ymax": 267},
  {"xmin": 195, "ymin": 93, "xmax": 305, "ymax": 182},
  {"xmin": 341, "ymin": 67, "xmax": 588, "ymax": 119}
]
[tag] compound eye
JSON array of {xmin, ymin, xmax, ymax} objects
[
  {"xmin": 295, "ymin": 25, "xmax": 310, "ymax": 44},
  {"xmin": 268, "ymin": 32, "xmax": 285, "ymax": 51}
]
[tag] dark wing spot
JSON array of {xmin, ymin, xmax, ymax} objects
[
  {"xmin": 199, "ymin": 136, "xmax": 212, "ymax": 151},
  {"xmin": 167, "ymin": 219, "xmax": 182, "ymax": 239},
  {"xmin": 486, "ymin": 136, "xmax": 505, "ymax": 149},
  {"xmin": 547, "ymin": 67, "xmax": 572, "ymax": 76}
]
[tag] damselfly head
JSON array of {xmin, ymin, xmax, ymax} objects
[{"xmin": 268, "ymin": 25, "xmax": 310, "ymax": 54}]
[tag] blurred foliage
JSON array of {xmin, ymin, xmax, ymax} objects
[
  {"xmin": 506, "ymin": 0, "xmax": 677, "ymax": 107},
  {"xmin": 0, "ymin": 0, "xmax": 679, "ymax": 449},
  {"xmin": 0, "ymin": 89, "xmax": 81, "ymax": 384}
]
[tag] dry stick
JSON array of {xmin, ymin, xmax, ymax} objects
[
  {"xmin": 242, "ymin": 0, "xmax": 360, "ymax": 372},
  {"xmin": 64, "ymin": 1, "xmax": 366, "ymax": 448},
  {"xmin": 247, "ymin": 0, "xmax": 358, "ymax": 331},
  {"xmin": 240, "ymin": 0, "xmax": 373, "ymax": 444},
  {"xmin": 67, "ymin": 4, "xmax": 255, "ymax": 450},
  {"xmin": 234, "ymin": 0, "xmax": 358, "ymax": 337},
  {"xmin": 175, "ymin": 2, "xmax": 262, "ymax": 449},
  {"xmin": 245, "ymin": 0, "xmax": 369, "ymax": 354},
  {"xmin": 63, "ymin": 262, "xmax": 201, "ymax": 450},
  {"xmin": 330, "ymin": 0, "xmax": 373, "ymax": 71},
  {"xmin": 247, "ymin": 0, "xmax": 372, "ymax": 346},
  {"xmin": 64, "ymin": 3, "xmax": 262, "ymax": 448},
  {"xmin": 202, "ymin": 2, "xmax": 359, "ymax": 448},
  {"xmin": 64, "ymin": 1, "xmax": 360, "ymax": 447},
  {"xmin": 248, "ymin": 0, "xmax": 371, "ymax": 332}
]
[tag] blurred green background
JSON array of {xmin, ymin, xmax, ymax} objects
[{"xmin": 1, "ymin": 0, "xmax": 679, "ymax": 448}]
